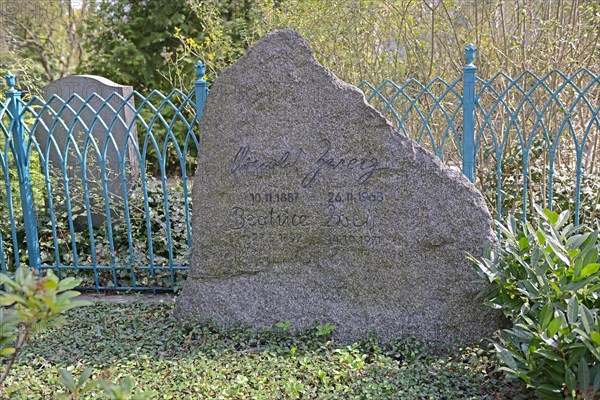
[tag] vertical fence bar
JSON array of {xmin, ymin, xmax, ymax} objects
[
  {"xmin": 194, "ymin": 61, "xmax": 208, "ymax": 131},
  {"xmin": 462, "ymin": 44, "xmax": 477, "ymax": 182},
  {"xmin": 4, "ymin": 72, "xmax": 40, "ymax": 268}
]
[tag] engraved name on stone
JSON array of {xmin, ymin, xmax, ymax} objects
[{"xmin": 228, "ymin": 138, "xmax": 387, "ymax": 246}]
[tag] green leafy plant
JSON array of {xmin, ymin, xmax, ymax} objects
[
  {"xmin": 315, "ymin": 323, "xmax": 336, "ymax": 337},
  {"xmin": 57, "ymin": 368, "xmax": 155, "ymax": 400},
  {"xmin": 275, "ymin": 320, "xmax": 292, "ymax": 331},
  {"xmin": 99, "ymin": 376, "xmax": 155, "ymax": 400},
  {"xmin": 56, "ymin": 367, "xmax": 97, "ymax": 399},
  {"xmin": 473, "ymin": 207, "xmax": 600, "ymax": 399},
  {"xmin": 0, "ymin": 268, "xmax": 90, "ymax": 388}
]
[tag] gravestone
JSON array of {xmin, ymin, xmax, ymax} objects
[
  {"xmin": 39, "ymin": 75, "xmax": 139, "ymax": 227},
  {"xmin": 175, "ymin": 30, "xmax": 504, "ymax": 343}
]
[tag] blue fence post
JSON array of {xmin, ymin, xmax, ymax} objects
[
  {"xmin": 194, "ymin": 61, "xmax": 208, "ymax": 131},
  {"xmin": 462, "ymin": 44, "xmax": 477, "ymax": 182},
  {"xmin": 4, "ymin": 72, "xmax": 40, "ymax": 268}
]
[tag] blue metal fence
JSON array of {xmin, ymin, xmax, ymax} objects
[
  {"xmin": 1, "ymin": 46, "xmax": 598, "ymax": 291},
  {"xmin": 358, "ymin": 45, "xmax": 599, "ymax": 230},
  {"xmin": 0, "ymin": 63, "xmax": 208, "ymax": 291}
]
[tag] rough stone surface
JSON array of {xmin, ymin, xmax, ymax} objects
[
  {"xmin": 175, "ymin": 30, "xmax": 504, "ymax": 343},
  {"xmin": 39, "ymin": 75, "xmax": 139, "ymax": 226}
]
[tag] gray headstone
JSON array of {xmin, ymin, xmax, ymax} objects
[
  {"xmin": 39, "ymin": 75, "xmax": 139, "ymax": 227},
  {"xmin": 175, "ymin": 30, "xmax": 504, "ymax": 343}
]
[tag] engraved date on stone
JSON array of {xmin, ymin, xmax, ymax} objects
[
  {"xmin": 250, "ymin": 192, "xmax": 299, "ymax": 204},
  {"xmin": 327, "ymin": 191, "xmax": 384, "ymax": 203}
]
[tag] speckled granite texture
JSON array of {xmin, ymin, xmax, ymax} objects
[{"xmin": 175, "ymin": 29, "xmax": 504, "ymax": 343}]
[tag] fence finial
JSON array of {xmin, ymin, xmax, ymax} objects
[
  {"xmin": 194, "ymin": 60, "xmax": 209, "ymax": 132},
  {"xmin": 465, "ymin": 43, "xmax": 477, "ymax": 66},
  {"xmin": 195, "ymin": 61, "xmax": 206, "ymax": 81},
  {"xmin": 4, "ymin": 71, "xmax": 16, "ymax": 92}
]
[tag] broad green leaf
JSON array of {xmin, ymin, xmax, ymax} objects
[
  {"xmin": 60, "ymin": 300, "xmax": 93, "ymax": 312},
  {"xmin": 43, "ymin": 278, "xmax": 58, "ymax": 290},
  {"xmin": 57, "ymin": 277, "xmax": 82, "ymax": 291},
  {"xmin": 580, "ymin": 263, "xmax": 600, "ymax": 278},
  {"xmin": 83, "ymin": 380, "xmax": 98, "ymax": 393},
  {"xmin": 537, "ymin": 230, "xmax": 546, "ymax": 246},
  {"xmin": 578, "ymin": 358, "xmax": 590, "ymax": 395},
  {"xmin": 59, "ymin": 369, "xmax": 76, "ymax": 392},
  {"xmin": 581, "ymin": 231, "xmax": 598, "ymax": 250},
  {"xmin": 536, "ymin": 348, "xmax": 562, "ymax": 362},
  {"xmin": 567, "ymin": 234, "xmax": 588, "ymax": 252},
  {"xmin": 547, "ymin": 317, "xmax": 563, "ymax": 336},
  {"xmin": 505, "ymin": 327, "xmax": 534, "ymax": 341},
  {"xmin": 556, "ymin": 210, "xmax": 570, "ymax": 228},
  {"xmin": 45, "ymin": 270, "xmax": 58, "ymax": 285},
  {"xmin": 567, "ymin": 295, "xmax": 579, "ymax": 324},
  {"xmin": 574, "ymin": 257, "xmax": 584, "ymax": 279},
  {"xmin": 573, "ymin": 328, "xmax": 591, "ymax": 340},
  {"xmin": 565, "ymin": 345, "xmax": 588, "ymax": 368},
  {"xmin": 565, "ymin": 280, "xmax": 591, "ymax": 292},
  {"xmin": 568, "ymin": 248, "xmax": 581, "ymax": 259},
  {"xmin": 535, "ymin": 383, "xmax": 563, "ymax": 400},
  {"xmin": 531, "ymin": 247, "xmax": 541, "ymax": 268},
  {"xmin": 545, "ymin": 366, "xmax": 565, "ymax": 386},
  {"xmin": 522, "ymin": 280, "xmax": 540, "ymax": 297},
  {"xmin": 495, "ymin": 344, "xmax": 518, "ymax": 370},
  {"xmin": 539, "ymin": 303, "xmax": 553, "ymax": 330},
  {"xmin": 544, "ymin": 208, "xmax": 559, "ymax": 225},
  {"xmin": 78, "ymin": 367, "xmax": 94, "ymax": 387},
  {"xmin": 546, "ymin": 359, "xmax": 566, "ymax": 374},
  {"xmin": 499, "ymin": 366, "xmax": 531, "ymax": 384},
  {"xmin": 0, "ymin": 274, "xmax": 19, "ymax": 289},
  {"xmin": 0, "ymin": 347, "xmax": 15, "ymax": 356},
  {"xmin": 519, "ymin": 236, "xmax": 529, "ymax": 250},
  {"xmin": 580, "ymin": 305, "xmax": 594, "ymax": 333},
  {"xmin": 0, "ymin": 293, "xmax": 26, "ymax": 306},
  {"xmin": 546, "ymin": 237, "xmax": 570, "ymax": 266},
  {"xmin": 565, "ymin": 368, "xmax": 576, "ymax": 391},
  {"xmin": 56, "ymin": 290, "xmax": 82, "ymax": 302},
  {"xmin": 549, "ymin": 281, "xmax": 561, "ymax": 295},
  {"xmin": 583, "ymin": 247, "xmax": 599, "ymax": 269},
  {"xmin": 122, "ymin": 376, "xmax": 133, "ymax": 394}
]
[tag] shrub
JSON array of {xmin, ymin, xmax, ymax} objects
[
  {"xmin": 0, "ymin": 268, "xmax": 90, "ymax": 387},
  {"xmin": 473, "ymin": 207, "xmax": 600, "ymax": 399}
]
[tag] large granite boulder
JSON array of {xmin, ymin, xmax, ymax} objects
[{"xmin": 175, "ymin": 29, "xmax": 503, "ymax": 343}]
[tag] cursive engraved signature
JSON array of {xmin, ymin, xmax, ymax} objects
[
  {"xmin": 300, "ymin": 139, "xmax": 389, "ymax": 187},
  {"xmin": 229, "ymin": 139, "xmax": 389, "ymax": 187},
  {"xmin": 230, "ymin": 145, "xmax": 305, "ymax": 174}
]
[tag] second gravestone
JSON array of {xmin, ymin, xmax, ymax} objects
[
  {"xmin": 40, "ymin": 75, "xmax": 139, "ymax": 227},
  {"xmin": 176, "ymin": 30, "xmax": 504, "ymax": 343}
]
